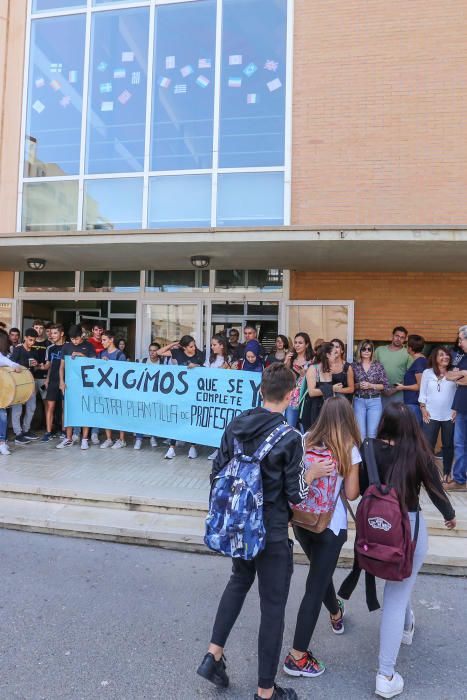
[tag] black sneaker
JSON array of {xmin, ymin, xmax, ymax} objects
[
  {"xmin": 254, "ymin": 684, "xmax": 298, "ymax": 700},
  {"xmin": 23, "ymin": 431, "xmax": 39, "ymax": 441},
  {"xmin": 197, "ymin": 652, "xmax": 229, "ymax": 688},
  {"xmin": 41, "ymin": 432, "xmax": 53, "ymax": 443},
  {"xmin": 14, "ymin": 434, "xmax": 29, "ymax": 445}
]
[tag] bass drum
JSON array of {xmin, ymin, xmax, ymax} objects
[{"xmin": 0, "ymin": 368, "xmax": 35, "ymax": 408}]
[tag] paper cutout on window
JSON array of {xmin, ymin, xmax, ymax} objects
[
  {"xmin": 198, "ymin": 58, "xmax": 212, "ymax": 69},
  {"xmin": 165, "ymin": 56, "xmax": 176, "ymax": 69},
  {"xmin": 101, "ymin": 101, "xmax": 114, "ymax": 112},
  {"xmin": 118, "ymin": 90, "xmax": 132, "ymax": 105},
  {"xmin": 174, "ymin": 84, "xmax": 187, "ymax": 94},
  {"xmin": 131, "ymin": 71, "xmax": 141, "ymax": 85},
  {"xmin": 247, "ymin": 93, "xmax": 257, "ymax": 104},
  {"xmin": 60, "ymin": 96, "xmax": 71, "ymax": 108},
  {"xmin": 229, "ymin": 55, "xmax": 242, "ymax": 65},
  {"xmin": 196, "ymin": 75, "xmax": 210, "ymax": 88},
  {"xmin": 122, "ymin": 52, "xmax": 134, "ymax": 63},
  {"xmin": 243, "ymin": 62, "xmax": 257, "ymax": 78},
  {"xmin": 100, "ymin": 82, "xmax": 112, "ymax": 94},
  {"xmin": 267, "ymin": 78, "xmax": 282, "ymax": 92},
  {"xmin": 32, "ymin": 100, "xmax": 45, "ymax": 114},
  {"xmin": 50, "ymin": 63, "xmax": 62, "ymax": 73},
  {"xmin": 97, "ymin": 61, "xmax": 108, "ymax": 72},
  {"xmin": 180, "ymin": 65, "xmax": 194, "ymax": 78},
  {"xmin": 113, "ymin": 68, "xmax": 126, "ymax": 79},
  {"xmin": 35, "ymin": 78, "xmax": 45, "ymax": 89},
  {"xmin": 264, "ymin": 60, "xmax": 279, "ymax": 72},
  {"xmin": 50, "ymin": 80, "xmax": 61, "ymax": 91},
  {"xmin": 228, "ymin": 77, "xmax": 242, "ymax": 88},
  {"xmin": 68, "ymin": 70, "xmax": 78, "ymax": 84},
  {"xmin": 158, "ymin": 76, "xmax": 171, "ymax": 89}
]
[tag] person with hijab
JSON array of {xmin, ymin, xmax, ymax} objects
[{"xmin": 238, "ymin": 340, "xmax": 264, "ymax": 373}]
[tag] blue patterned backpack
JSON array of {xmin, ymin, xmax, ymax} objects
[{"xmin": 204, "ymin": 423, "xmax": 293, "ymax": 560}]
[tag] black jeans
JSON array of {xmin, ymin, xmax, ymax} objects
[
  {"xmin": 292, "ymin": 525, "xmax": 347, "ymax": 652},
  {"xmin": 210, "ymin": 538, "xmax": 294, "ymax": 689},
  {"xmin": 422, "ymin": 418, "xmax": 455, "ymax": 476}
]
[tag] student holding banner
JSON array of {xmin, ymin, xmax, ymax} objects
[
  {"xmin": 99, "ymin": 330, "xmax": 128, "ymax": 449},
  {"xmin": 0, "ymin": 335, "xmax": 25, "ymax": 455},
  {"xmin": 205, "ymin": 334, "xmax": 231, "ymax": 461},
  {"xmin": 134, "ymin": 342, "xmax": 162, "ymax": 450}
]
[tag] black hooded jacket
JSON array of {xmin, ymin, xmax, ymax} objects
[{"xmin": 211, "ymin": 407, "xmax": 307, "ymax": 542}]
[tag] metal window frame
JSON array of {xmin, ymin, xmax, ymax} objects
[{"xmin": 20, "ymin": 0, "xmax": 293, "ymax": 230}]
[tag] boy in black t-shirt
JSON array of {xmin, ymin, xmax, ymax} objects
[
  {"xmin": 10, "ymin": 328, "xmax": 43, "ymax": 444},
  {"xmin": 42, "ymin": 324, "xmax": 66, "ymax": 442},
  {"xmin": 56, "ymin": 325, "xmax": 96, "ymax": 450}
]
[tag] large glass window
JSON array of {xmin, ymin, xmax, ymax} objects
[
  {"xmin": 217, "ymin": 172, "xmax": 283, "ymax": 226},
  {"xmin": 151, "ymin": 0, "xmax": 216, "ymax": 171},
  {"xmin": 22, "ymin": 181, "xmax": 78, "ymax": 231},
  {"xmin": 84, "ymin": 178, "xmax": 143, "ymax": 230},
  {"xmin": 147, "ymin": 304, "xmax": 200, "ymax": 347},
  {"xmin": 145, "ymin": 270, "xmax": 209, "ymax": 292},
  {"xmin": 19, "ymin": 271, "xmax": 76, "ymax": 292},
  {"xmin": 86, "ymin": 8, "xmax": 149, "ymax": 174},
  {"xmin": 148, "ymin": 175, "xmax": 211, "ymax": 228},
  {"xmin": 81, "ymin": 271, "xmax": 140, "ymax": 292},
  {"xmin": 219, "ymin": 0, "xmax": 287, "ymax": 167},
  {"xmin": 33, "ymin": 1, "xmax": 85, "ymax": 12},
  {"xmin": 215, "ymin": 269, "xmax": 283, "ymax": 291},
  {"xmin": 25, "ymin": 15, "xmax": 86, "ymax": 177}
]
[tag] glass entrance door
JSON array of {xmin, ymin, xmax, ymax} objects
[
  {"xmin": 209, "ymin": 300, "xmax": 280, "ymax": 352},
  {"xmin": 143, "ymin": 301, "xmax": 204, "ymax": 351}
]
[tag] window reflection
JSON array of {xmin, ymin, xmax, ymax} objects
[
  {"xmin": 151, "ymin": 0, "xmax": 216, "ymax": 171},
  {"xmin": 217, "ymin": 172, "xmax": 284, "ymax": 226},
  {"xmin": 84, "ymin": 178, "xmax": 143, "ymax": 230},
  {"xmin": 146, "ymin": 270, "xmax": 209, "ymax": 292},
  {"xmin": 219, "ymin": 0, "xmax": 287, "ymax": 167},
  {"xmin": 148, "ymin": 175, "xmax": 211, "ymax": 228},
  {"xmin": 22, "ymin": 181, "xmax": 78, "ymax": 231},
  {"xmin": 33, "ymin": 1, "xmax": 85, "ymax": 12},
  {"xmin": 86, "ymin": 8, "xmax": 149, "ymax": 174},
  {"xmin": 25, "ymin": 15, "xmax": 86, "ymax": 177}
]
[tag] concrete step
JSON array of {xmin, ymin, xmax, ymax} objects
[
  {"xmin": 0, "ymin": 482, "xmax": 465, "ymax": 537},
  {"xmin": 0, "ymin": 497, "xmax": 465, "ymax": 576}
]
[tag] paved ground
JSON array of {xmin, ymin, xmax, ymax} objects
[{"xmin": 0, "ymin": 530, "xmax": 464, "ymax": 700}]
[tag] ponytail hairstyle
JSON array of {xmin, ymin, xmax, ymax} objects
[
  {"xmin": 304, "ymin": 395, "xmax": 361, "ymax": 477},
  {"xmin": 376, "ymin": 402, "xmax": 446, "ymax": 507},
  {"xmin": 210, "ymin": 333, "xmax": 229, "ymax": 364}
]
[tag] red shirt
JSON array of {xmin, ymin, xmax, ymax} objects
[{"xmin": 88, "ymin": 336, "xmax": 104, "ymax": 355}]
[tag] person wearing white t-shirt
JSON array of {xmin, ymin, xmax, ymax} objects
[
  {"xmin": 419, "ymin": 346, "xmax": 457, "ymax": 483},
  {"xmin": 204, "ymin": 334, "xmax": 231, "ymax": 460},
  {"xmin": 283, "ymin": 396, "xmax": 361, "ymax": 679}
]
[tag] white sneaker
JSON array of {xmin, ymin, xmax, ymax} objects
[
  {"xmin": 402, "ymin": 611, "xmax": 415, "ymax": 645},
  {"xmin": 375, "ymin": 672, "xmax": 404, "ymax": 699},
  {"xmin": 165, "ymin": 446, "xmax": 176, "ymax": 459},
  {"xmin": 56, "ymin": 438, "xmax": 73, "ymax": 449},
  {"xmin": 100, "ymin": 439, "xmax": 113, "ymax": 449},
  {"xmin": 208, "ymin": 449, "xmax": 218, "ymax": 461},
  {"xmin": 134, "ymin": 438, "xmax": 142, "ymax": 450},
  {"xmin": 0, "ymin": 442, "xmax": 11, "ymax": 455},
  {"xmin": 71, "ymin": 433, "xmax": 80, "ymax": 444},
  {"xmin": 80, "ymin": 438, "xmax": 89, "ymax": 450},
  {"xmin": 91, "ymin": 433, "xmax": 100, "ymax": 445},
  {"xmin": 150, "ymin": 437, "xmax": 158, "ymax": 448},
  {"xmin": 112, "ymin": 439, "xmax": 126, "ymax": 449},
  {"xmin": 188, "ymin": 446, "xmax": 198, "ymax": 459}
]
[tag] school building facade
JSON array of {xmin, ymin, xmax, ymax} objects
[{"xmin": 0, "ymin": 0, "xmax": 466, "ymax": 358}]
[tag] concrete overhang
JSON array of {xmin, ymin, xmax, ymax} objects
[{"xmin": 0, "ymin": 226, "xmax": 466, "ymax": 271}]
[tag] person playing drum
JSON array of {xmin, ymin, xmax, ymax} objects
[{"xmin": 0, "ymin": 334, "xmax": 26, "ymax": 456}]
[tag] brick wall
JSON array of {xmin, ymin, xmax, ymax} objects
[
  {"xmin": 290, "ymin": 271, "xmax": 467, "ymax": 342},
  {"xmin": 292, "ymin": 0, "xmax": 467, "ymax": 226}
]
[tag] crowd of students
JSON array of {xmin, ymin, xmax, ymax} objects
[{"xmin": 197, "ymin": 364, "xmax": 457, "ymax": 700}]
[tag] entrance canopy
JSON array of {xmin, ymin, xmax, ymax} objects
[{"xmin": 1, "ymin": 227, "xmax": 466, "ymax": 272}]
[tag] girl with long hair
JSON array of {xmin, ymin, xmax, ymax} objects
[
  {"xmin": 419, "ymin": 346, "xmax": 457, "ymax": 483},
  {"xmin": 284, "ymin": 332, "xmax": 314, "ymax": 428},
  {"xmin": 265, "ymin": 334, "xmax": 289, "ymax": 366},
  {"xmin": 359, "ymin": 403, "xmax": 455, "ymax": 698},
  {"xmin": 205, "ymin": 334, "xmax": 231, "ymax": 461},
  {"xmin": 352, "ymin": 339, "xmax": 389, "ymax": 439},
  {"xmin": 329, "ymin": 338, "xmax": 354, "ymax": 400},
  {"xmin": 283, "ymin": 396, "xmax": 361, "ymax": 679}
]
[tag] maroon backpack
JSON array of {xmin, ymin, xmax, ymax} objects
[{"xmin": 354, "ymin": 438, "xmax": 419, "ymax": 582}]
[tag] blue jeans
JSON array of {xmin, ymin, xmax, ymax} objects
[
  {"xmin": 0, "ymin": 408, "xmax": 7, "ymax": 441},
  {"xmin": 353, "ymin": 397, "xmax": 382, "ymax": 439},
  {"xmin": 452, "ymin": 411, "xmax": 467, "ymax": 485},
  {"xmin": 407, "ymin": 403, "xmax": 423, "ymax": 426},
  {"xmin": 285, "ymin": 405, "xmax": 299, "ymax": 429}
]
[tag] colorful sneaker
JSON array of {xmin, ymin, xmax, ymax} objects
[
  {"xmin": 111, "ymin": 439, "xmax": 126, "ymax": 449},
  {"xmin": 375, "ymin": 672, "xmax": 404, "ymax": 698},
  {"xmin": 165, "ymin": 446, "xmax": 176, "ymax": 459},
  {"xmin": 330, "ymin": 599, "xmax": 345, "ymax": 634},
  {"xmin": 41, "ymin": 432, "xmax": 54, "ymax": 443},
  {"xmin": 197, "ymin": 652, "xmax": 229, "ymax": 688},
  {"xmin": 23, "ymin": 431, "xmax": 39, "ymax": 441},
  {"xmin": 0, "ymin": 442, "xmax": 11, "ymax": 455},
  {"xmin": 401, "ymin": 610, "xmax": 414, "ymax": 645},
  {"xmin": 100, "ymin": 439, "xmax": 113, "ymax": 449},
  {"xmin": 283, "ymin": 650, "xmax": 325, "ymax": 678},
  {"xmin": 254, "ymin": 685, "xmax": 298, "ymax": 700},
  {"xmin": 56, "ymin": 438, "xmax": 73, "ymax": 449},
  {"xmin": 150, "ymin": 437, "xmax": 158, "ymax": 448},
  {"xmin": 188, "ymin": 446, "xmax": 198, "ymax": 459},
  {"xmin": 134, "ymin": 438, "xmax": 142, "ymax": 450}
]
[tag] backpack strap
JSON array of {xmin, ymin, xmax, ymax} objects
[
  {"xmin": 252, "ymin": 423, "xmax": 293, "ymax": 462},
  {"xmin": 363, "ymin": 438, "xmax": 381, "ymax": 487}
]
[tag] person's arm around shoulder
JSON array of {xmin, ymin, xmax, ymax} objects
[
  {"xmin": 343, "ymin": 446, "xmax": 361, "ymax": 500},
  {"xmin": 306, "ymin": 364, "xmax": 323, "ymax": 397},
  {"xmin": 283, "ymin": 433, "xmax": 308, "ymax": 504}
]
